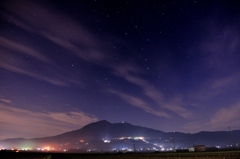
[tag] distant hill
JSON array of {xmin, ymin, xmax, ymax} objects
[{"xmin": 0, "ymin": 120, "xmax": 239, "ymax": 151}]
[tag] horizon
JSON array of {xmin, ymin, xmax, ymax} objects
[
  {"xmin": 1, "ymin": 0, "xmax": 240, "ymax": 140},
  {"xmin": 1, "ymin": 120, "xmax": 239, "ymax": 141},
  {"xmin": 0, "ymin": 119, "xmax": 239, "ymax": 152}
]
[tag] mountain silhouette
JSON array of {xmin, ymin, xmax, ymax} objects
[{"xmin": 1, "ymin": 120, "xmax": 239, "ymax": 151}]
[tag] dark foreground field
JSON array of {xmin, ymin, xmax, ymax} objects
[{"xmin": 1, "ymin": 151, "xmax": 240, "ymax": 159}]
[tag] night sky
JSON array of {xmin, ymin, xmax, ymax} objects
[{"xmin": 1, "ymin": 0, "xmax": 240, "ymax": 140}]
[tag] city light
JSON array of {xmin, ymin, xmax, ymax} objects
[{"xmin": 103, "ymin": 139, "xmax": 110, "ymax": 143}]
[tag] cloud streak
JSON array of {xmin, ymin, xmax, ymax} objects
[
  {"xmin": 112, "ymin": 64, "xmax": 193, "ymax": 119},
  {"xmin": 0, "ymin": 103, "xmax": 98, "ymax": 140},
  {"xmin": 183, "ymin": 101, "xmax": 240, "ymax": 132},
  {"xmin": 1, "ymin": 0, "xmax": 111, "ymax": 87},
  {"xmin": 0, "ymin": 52, "xmax": 68, "ymax": 86},
  {"xmin": 209, "ymin": 101, "xmax": 240, "ymax": 129},
  {"xmin": 0, "ymin": 37, "xmax": 52, "ymax": 64},
  {"xmin": 109, "ymin": 89, "xmax": 171, "ymax": 118},
  {"xmin": 0, "ymin": 98, "xmax": 11, "ymax": 103},
  {"xmin": 2, "ymin": 0, "xmax": 108, "ymax": 64}
]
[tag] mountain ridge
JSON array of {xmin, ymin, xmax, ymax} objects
[{"xmin": 0, "ymin": 120, "xmax": 239, "ymax": 150}]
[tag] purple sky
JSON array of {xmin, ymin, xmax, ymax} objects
[{"xmin": 1, "ymin": 0, "xmax": 240, "ymax": 140}]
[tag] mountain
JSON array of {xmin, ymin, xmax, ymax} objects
[{"xmin": 0, "ymin": 120, "xmax": 239, "ymax": 151}]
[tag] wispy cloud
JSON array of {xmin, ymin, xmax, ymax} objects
[
  {"xmin": 0, "ymin": 52, "xmax": 68, "ymax": 86},
  {"xmin": 211, "ymin": 72, "xmax": 240, "ymax": 89},
  {"xmin": 112, "ymin": 63, "xmax": 193, "ymax": 119},
  {"xmin": 0, "ymin": 37, "xmax": 52, "ymax": 64},
  {"xmin": 183, "ymin": 101, "xmax": 240, "ymax": 132},
  {"xmin": 1, "ymin": 0, "xmax": 112, "ymax": 87},
  {"xmin": 201, "ymin": 22, "xmax": 240, "ymax": 72},
  {"xmin": 109, "ymin": 89, "xmax": 171, "ymax": 118},
  {"xmin": 185, "ymin": 20, "xmax": 240, "ymax": 101},
  {"xmin": 0, "ymin": 98, "xmax": 11, "ymax": 103},
  {"xmin": 209, "ymin": 101, "xmax": 240, "ymax": 129},
  {"xmin": 179, "ymin": 21, "xmax": 240, "ymax": 132},
  {"xmin": 0, "ymin": 103, "xmax": 98, "ymax": 139},
  {"xmin": 2, "ymin": 0, "xmax": 108, "ymax": 64}
]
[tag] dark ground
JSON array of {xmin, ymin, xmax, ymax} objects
[{"xmin": 1, "ymin": 150, "xmax": 240, "ymax": 159}]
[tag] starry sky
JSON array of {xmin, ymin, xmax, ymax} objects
[{"xmin": 1, "ymin": 0, "xmax": 240, "ymax": 140}]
